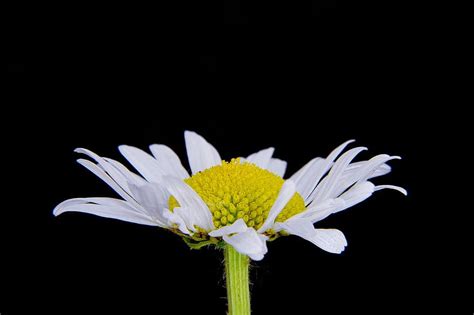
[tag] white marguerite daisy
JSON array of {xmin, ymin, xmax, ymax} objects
[{"xmin": 54, "ymin": 131, "xmax": 406, "ymax": 261}]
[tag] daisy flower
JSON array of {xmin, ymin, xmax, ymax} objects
[{"xmin": 54, "ymin": 131, "xmax": 406, "ymax": 314}]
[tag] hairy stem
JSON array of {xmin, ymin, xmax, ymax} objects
[{"xmin": 225, "ymin": 245, "xmax": 251, "ymax": 315}]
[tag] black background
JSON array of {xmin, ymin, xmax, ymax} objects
[{"xmin": 4, "ymin": 0, "xmax": 470, "ymax": 314}]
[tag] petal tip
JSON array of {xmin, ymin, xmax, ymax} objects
[
  {"xmin": 118, "ymin": 144, "xmax": 130, "ymax": 152},
  {"xmin": 52, "ymin": 205, "xmax": 65, "ymax": 216},
  {"xmin": 74, "ymin": 148, "xmax": 89, "ymax": 154},
  {"xmin": 343, "ymin": 139, "xmax": 356, "ymax": 147},
  {"xmin": 76, "ymin": 158, "xmax": 90, "ymax": 166},
  {"xmin": 375, "ymin": 185, "xmax": 408, "ymax": 196}
]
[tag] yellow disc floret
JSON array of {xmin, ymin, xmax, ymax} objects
[{"xmin": 169, "ymin": 158, "xmax": 306, "ymax": 231}]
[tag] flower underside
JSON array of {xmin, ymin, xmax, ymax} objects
[{"xmin": 169, "ymin": 158, "xmax": 306, "ymax": 231}]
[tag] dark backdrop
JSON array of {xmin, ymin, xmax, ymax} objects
[{"xmin": 4, "ymin": 0, "xmax": 469, "ymax": 314}]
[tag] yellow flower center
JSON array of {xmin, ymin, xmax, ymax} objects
[{"xmin": 169, "ymin": 158, "xmax": 306, "ymax": 230}]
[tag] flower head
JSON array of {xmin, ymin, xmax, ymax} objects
[{"xmin": 54, "ymin": 131, "xmax": 406, "ymax": 260}]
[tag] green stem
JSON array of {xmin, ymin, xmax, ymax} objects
[{"xmin": 225, "ymin": 245, "xmax": 251, "ymax": 315}]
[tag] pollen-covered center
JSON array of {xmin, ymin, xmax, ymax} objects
[{"xmin": 168, "ymin": 158, "xmax": 306, "ymax": 230}]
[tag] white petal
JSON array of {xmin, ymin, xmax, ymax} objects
[
  {"xmin": 103, "ymin": 158, "xmax": 148, "ymax": 186},
  {"xmin": 76, "ymin": 159, "xmax": 141, "ymax": 209},
  {"xmin": 374, "ymin": 185, "xmax": 408, "ymax": 196},
  {"xmin": 290, "ymin": 181, "xmax": 405, "ymax": 228},
  {"xmin": 149, "ymin": 144, "xmax": 190, "ymax": 180},
  {"xmin": 172, "ymin": 207, "xmax": 197, "ymax": 232},
  {"xmin": 54, "ymin": 197, "xmax": 137, "ymax": 213},
  {"xmin": 128, "ymin": 182, "xmax": 170, "ymax": 226},
  {"xmin": 302, "ymin": 181, "xmax": 405, "ymax": 221},
  {"xmin": 289, "ymin": 157, "xmax": 321, "ymax": 184},
  {"xmin": 311, "ymin": 229, "xmax": 348, "ymax": 254},
  {"xmin": 118, "ymin": 145, "xmax": 165, "ymax": 183},
  {"xmin": 330, "ymin": 155, "xmax": 401, "ymax": 198},
  {"xmin": 246, "ymin": 148, "xmax": 275, "ymax": 169},
  {"xmin": 309, "ymin": 147, "xmax": 367, "ymax": 205},
  {"xmin": 293, "ymin": 198, "xmax": 346, "ymax": 224},
  {"xmin": 259, "ymin": 234, "xmax": 269, "ymax": 255},
  {"xmin": 258, "ymin": 180, "xmax": 296, "ymax": 233},
  {"xmin": 325, "ymin": 139, "xmax": 357, "ymax": 162},
  {"xmin": 75, "ymin": 148, "xmax": 133, "ymax": 195},
  {"xmin": 267, "ymin": 158, "xmax": 287, "ymax": 177},
  {"xmin": 53, "ymin": 198, "xmax": 159, "ymax": 226},
  {"xmin": 223, "ymin": 228, "xmax": 268, "ymax": 261},
  {"xmin": 343, "ymin": 161, "xmax": 392, "ymax": 179},
  {"xmin": 357, "ymin": 155, "xmax": 401, "ymax": 183},
  {"xmin": 209, "ymin": 219, "xmax": 248, "ymax": 237},
  {"xmin": 290, "ymin": 139, "xmax": 354, "ymax": 181},
  {"xmin": 162, "ymin": 209, "xmax": 191, "ymax": 235},
  {"xmin": 333, "ymin": 181, "xmax": 376, "ymax": 213},
  {"xmin": 371, "ymin": 164, "xmax": 392, "ymax": 178},
  {"xmin": 184, "ymin": 131, "xmax": 222, "ymax": 174},
  {"xmin": 291, "ymin": 140, "xmax": 356, "ymax": 204},
  {"xmin": 277, "ymin": 218, "xmax": 347, "ymax": 254},
  {"xmin": 245, "ymin": 148, "xmax": 287, "ymax": 177},
  {"xmin": 162, "ymin": 176, "xmax": 214, "ymax": 231},
  {"xmin": 292, "ymin": 158, "xmax": 327, "ymax": 202}
]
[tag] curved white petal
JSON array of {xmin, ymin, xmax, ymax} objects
[
  {"xmin": 343, "ymin": 161, "xmax": 392, "ymax": 179},
  {"xmin": 246, "ymin": 148, "xmax": 275, "ymax": 169},
  {"xmin": 103, "ymin": 158, "xmax": 148, "ymax": 186},
  {"xmin": 325, "ymin": 139, "xmax": 357, "ymax": 162},
  {"xmin": 162, "ymin": 176, "xmax": 214, "ymax": 231},
  {"xmin": 172, "ymin": 207, "xmax": 198, "ymax": 232},
  {"xmin": 371, "ymin": 164, "xmax": 392, "ymax": 178},
  {"xmin": 129, "ymin": 182, "xmax": 169, "ymax": 209},
  {"xmin": 149, "ymin": 144, "xmax": 189, "ymax": 180},
  {"xmin": 162, "ymin": 209, "xmax": 191, "ymax": 235},
  {"xmin": 258, "ymin": 180, "xmax": 296, "ymax": 233},
  {"xmin": 54, "ymin": 198, "xmax": 159, "ymax": 227},
  {"xmin": 277, "ymin": 218, "xmax": 347, "ymax": 254},
  {"xmin": 75, "ymin": 148, "xmax": 133, "ymax": 195},
  {"xmin": 289, "ymin": 157, "xmax": 321, "ymax": 184},
  {"xmin": 118, "ymin": 145, "xmax": 165, "ymax": 183},
  {"xmin": 259, "ymin": 234, "xmax": 269, "ymax": 255},
  {"xmin": 185, "ymin": 131, "xmax": 222, "ymax": 174},
  {"xmin": 223, "ymin": 228, "xmax": 268, "ymax": 261},
  {"xmin": 292, "ymin": 158, "xmax": 327, "ymax": 202},
  {"xmin": 267, "ymin": 158, "xmax": 287, "ymax": 177},
  {"xmin": 291, "ymin": 140, "xmax": 356, "ymax": 204},
  {"xmin": 293, "ymin": 198, "xmax": 346, "ymax": 224},
  {"xmin": 374, "ymin": 185, "xmax": 408, "ymax": 196},
  {"xmin": 359, "ymin": 156, "xmax": 401, "ymax": 183},
  {"xmin": 54, "ymin": 197, "xmax": 137, "ymax": 213},
  {"xmin": 128, "ymin": 182, "xmax": 169, "ymax": 226},
  {"xmin": 309, "ymin": 147, "xmax": 367, "ymax": 205},
  {"xmin": 332, "ymin": 181, "xmax": 376, "ymax": 213},
  {"xmin": 294, "ymin": 182, "xmax": 374, "ymax": 223},
  {"xmin": 294, "ymin": 181, "xmax": 406, "ymax": 223},
  {"xmin": 244, "ymin": 148, "xmax": 287, "ymax": 177},
  {"xmin": 76, "ymin": 159, "xmax": 141, "ymax": 209},
  {"xmin": 209, "ymin": 219, "xmax": 248, "ymax": 237},
  {"xmin": 330, "ymin": 155, "xmax": 401, "ymax": 199}
]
